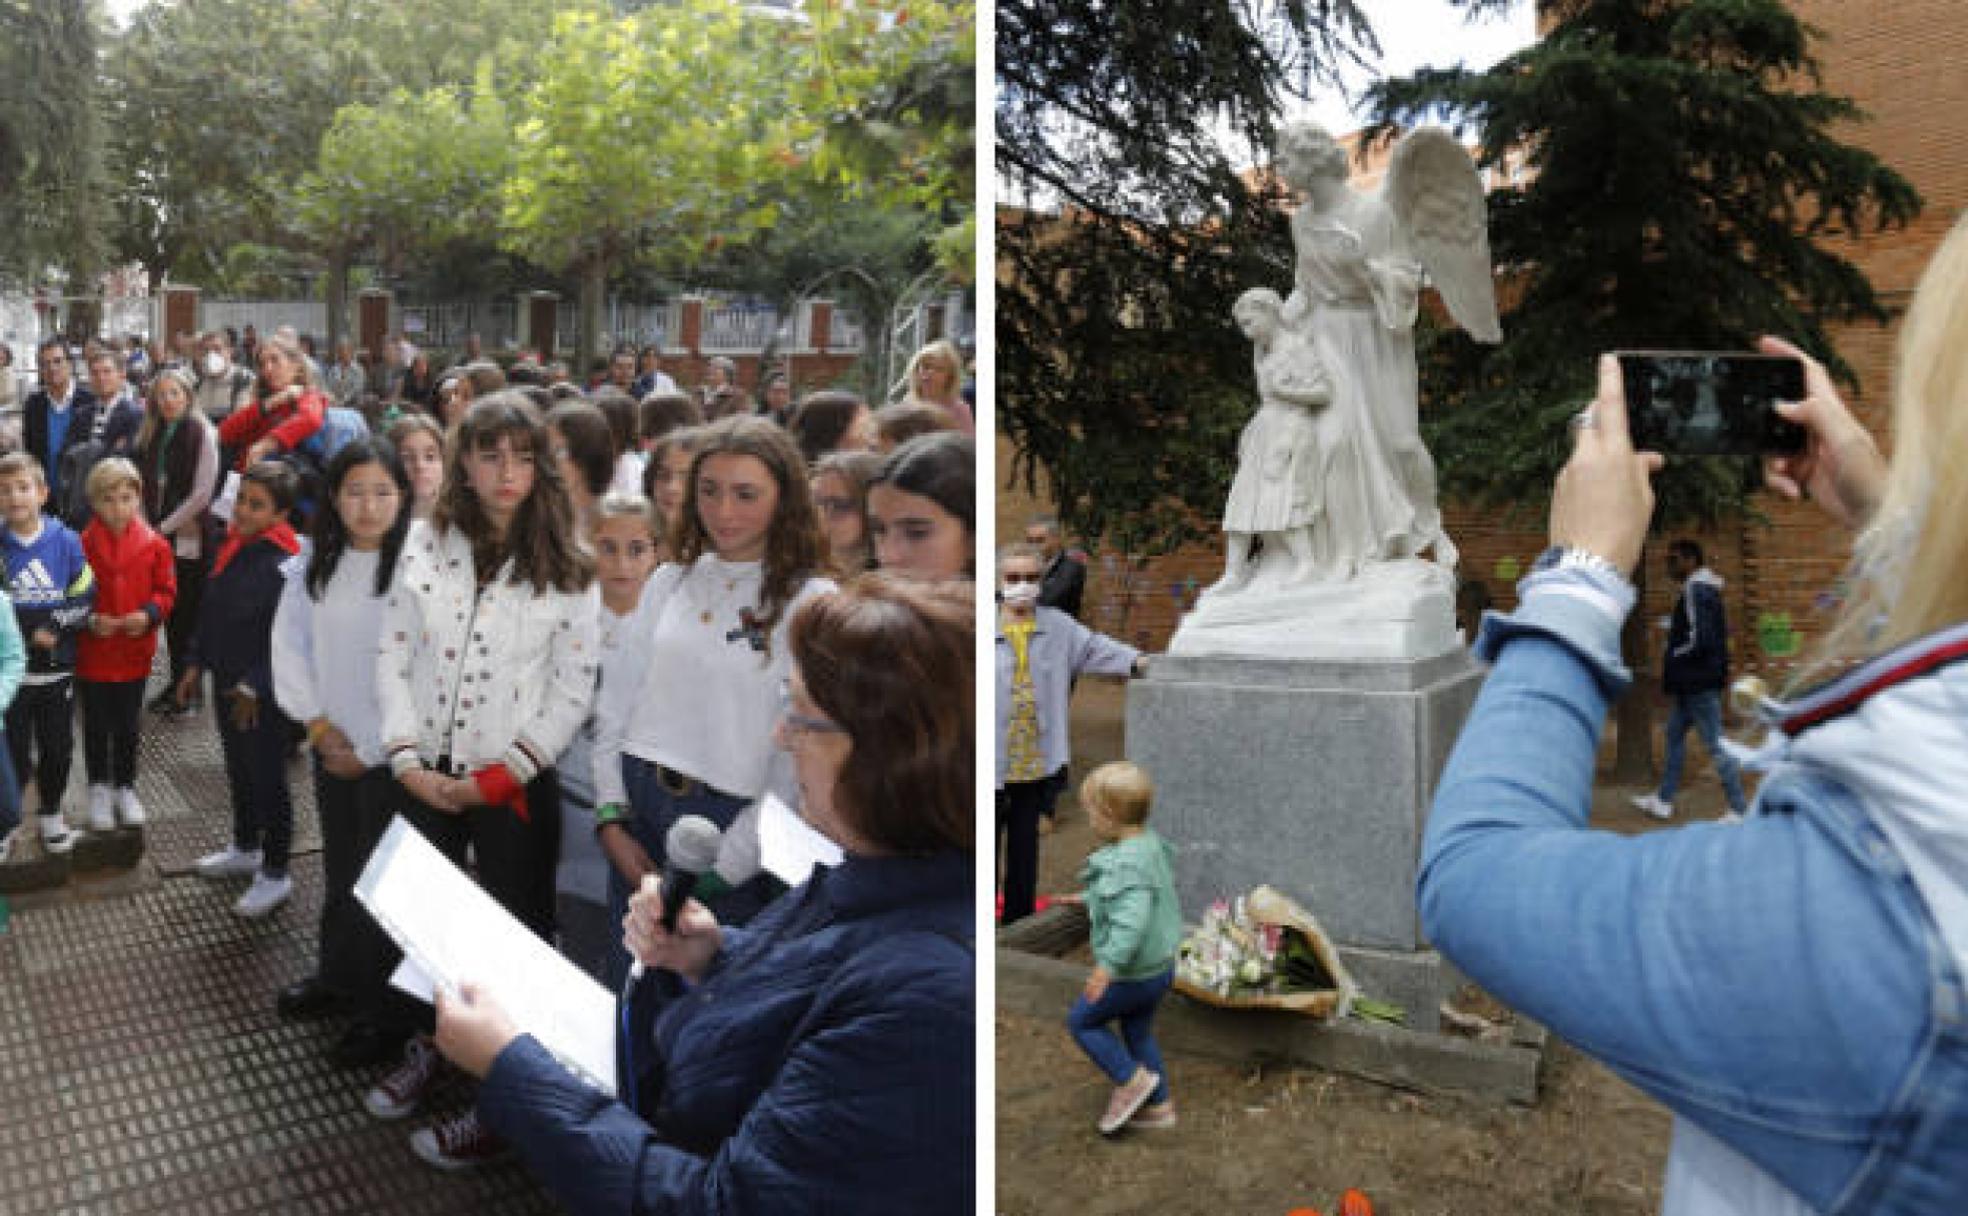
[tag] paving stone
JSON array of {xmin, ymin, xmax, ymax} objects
[{"xmin": 0, "ymin": 675, "xmax": 556, "ymax": 1215}]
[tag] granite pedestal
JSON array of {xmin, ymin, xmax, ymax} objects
[{"xmin": 1127, "ymin": 650, "xmax": 1483, "ymax": 1028}]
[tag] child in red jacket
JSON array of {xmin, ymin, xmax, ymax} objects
[{"xmin": 78, "ymin": 458, "xmax": 176, "ymax": 831}]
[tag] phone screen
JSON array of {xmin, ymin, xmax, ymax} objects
[{"xmin": 1617, "ymin": 352, "xmax": 1808, "ymax": 456}]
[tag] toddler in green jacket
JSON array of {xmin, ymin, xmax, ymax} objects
[{"xmin": 1064, "ymin": 760, "xmax": 1182, "ymax": 1135}]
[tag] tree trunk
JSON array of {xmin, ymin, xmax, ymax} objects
[
  {"xmin": 1611, "ymin": 555, "xmax": 1658, "ymax": 784},
  {"xmin": 324, "ymin": 249, "xmax": 349, "ymax": 353},
  {"xmin": 577, "ymin": 255, "xmax": 606, "ymax": 381}
]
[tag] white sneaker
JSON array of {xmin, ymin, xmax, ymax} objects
[
  {"xmin": 196, "ymin": 845, "xmax": 263, "ymax": 879},
  {"xmin": 87, "ymin": 785, "xmax": 115, "ymax": 832},
  {"xmin": 235, "ymin": 872, "xmax": 292, "ymax": 918},
  {"xmin": 38, "ymin": 812, "xmax": 75, "ymax": 855},
  {"xmin": 114, "ymin": 788, "xmax": 147, "ymax": 827},
  {"xmin": 1630, "ymin": 792, "xmax": 1674, "ymax": 821}
]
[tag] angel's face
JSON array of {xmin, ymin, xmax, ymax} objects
[
  {"xmin": 1278, "ymin": 128, "xmax": 1347, "ymax": 190},
  {"xmin": 1234, "ymin": 300, "xmax": 1275, "ymax": 340}
]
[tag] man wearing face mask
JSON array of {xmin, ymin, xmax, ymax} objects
[
  {"xmin": 194, "ymin": 332, "xmax": 255, "ymax": 424},
  {"xmin": 995, "ymin": 543, "xmax": 1147, "ymax": 925}
]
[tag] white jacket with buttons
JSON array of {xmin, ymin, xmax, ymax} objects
[{"xmin": 377, "ymin": 520, "xmax": 599, "ymax": 782}]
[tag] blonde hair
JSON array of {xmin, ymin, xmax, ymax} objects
[
  {"xmin": 1081, "ymin": 761, "xmax": 1154, "ymax": 827},
  {"xmin": 1807, "ymin": 214, "xmax": 1968, "ymax": 677},
  {"xmin": 86, "ymin": 457, "xmax": 142, "ymax": 505},
  {"xmin": 0, "ymin": 452, "xmax": 45, "ymax": 488},
  {"xmin": 904, "ymin": 339, "xmax": 964, "ymax": 406}
]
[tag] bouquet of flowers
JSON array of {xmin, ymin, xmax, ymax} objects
[
  {"xmin": 1176, "ymin": 896, "xmax": 1282, "ymax": 998},
  {"xmin": 1175, "ymin": 886, "xmax": 1358, "ymax": 1019}
]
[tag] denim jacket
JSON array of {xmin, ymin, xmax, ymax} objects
[{"xmin": 1422, "ymin": 570, "xmax": 1968, "ymax": 1215}]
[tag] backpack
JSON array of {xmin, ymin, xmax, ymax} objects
[
  {"xmin": 296, "ymin": 405, "xmax": 370, "ymax": 467},
  {"xmin": 55, "ymin": 402, "xmax": 113, "ymax": 527}
]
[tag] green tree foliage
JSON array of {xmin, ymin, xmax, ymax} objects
[
  {"xmin": 996, "ymin": 0, "xmax": 1377, "ymax": 555},
  {"xmin": 1366, "ymin": 0, "xmax": 1919, "ymax": 530},
  {"xmin": 1366, "ymin": 0, "xmax": 1919, "ymax": 777},
  {"xmin": 0, "ymin": 0, "xmax": 109, "ymax": 287},
  {"xmin": 805, "ymin": 1, "xmax": 975, "ymax": 276},
  {"xmin": 104, "ymin": 0, "xmax": 557, "ymax": 286}
]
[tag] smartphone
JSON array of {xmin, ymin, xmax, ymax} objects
[{"xmin": 1615, "ymin": 351, "xmax": 1808, "ymax": 456}]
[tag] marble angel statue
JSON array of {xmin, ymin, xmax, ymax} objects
[{"xmin": 1266, "ymin": 119, "xmax": 1502, "ymax": 580}]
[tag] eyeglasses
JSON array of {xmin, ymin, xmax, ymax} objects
[{"xmin": 777, "ymin": 679, "xmax": 847, "ymax": 745}]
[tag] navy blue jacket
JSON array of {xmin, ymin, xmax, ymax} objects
[
  {"xmin": 478, "ymin": 849, "xmax": 973, "ymax": 1215},
  {"xmin": 189, "ymin": 534, "xmax": 295, "ymax": 698},
  {"xmin": 1, "ymin": 517, "xmax": 95, "ymax": 677},
  {"xmin": 1662, "ymin": 568, "xmax": 1729, "ymax": 695}
]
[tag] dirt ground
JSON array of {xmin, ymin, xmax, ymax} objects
[{"xmin": 996, "ymin": 678, "xmax": 1750, "ymax": 1216}]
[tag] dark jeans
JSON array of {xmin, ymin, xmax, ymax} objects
[
  {"xmin": 1067, "ymin": 966, "xmax": 1173, "ymax": 1104},
  {"xmin": 0, "ymin": 727, "xmax": 19, "ymax": 840},
  {"xmin": 315, "ymin": 763, "xmax": 401, "ymax": 1009},
  {"xmin": 603, "ymin": 755, "xmax": 778, "ymax": 988},
  {"xmin": 80, "ymin": 679, "xmax": 144, "ymax": 787},
  {"xmin": 6, "ymin": 678, "xmax": 75, "ymax": 814},
  {"xmin": 214, "ymin": 692, "xmax": 293, "ymax": 875},
  {"xmin": 997, "ymin": 768, "xmax": 1065, "ymax": 925},
  {"xmin": 394, "ymin": 767, "xmax": 562, "ymax": 944},
  {"xmin": 166, "ymin": 554, "xmax": 207, "ymax": 690}
]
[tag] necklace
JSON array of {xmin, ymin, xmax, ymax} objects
[{"xmin": 687, "ymin": 560, "xmax": 755, "ymax": 626}]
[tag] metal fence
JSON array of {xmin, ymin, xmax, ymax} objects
[
  {"xmin": 397, "ymin": 299, "xmax": 520, "ymax": 353},
  {"xmin": 202, "ymin": 299, "xmax": 328, "ymax": 343}
]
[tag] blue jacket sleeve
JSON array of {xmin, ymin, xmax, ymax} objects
[
  {"xmin": 52, "ymin": 530, "xmax": 95, "ymax": 638},
  {"xmin": 1064, "ymin": 615, "xmax": 1139, "ymax": 678},
  {"xmin": 1419, "ymin": 584, "xmax": 1928, "ymax": 1138}
]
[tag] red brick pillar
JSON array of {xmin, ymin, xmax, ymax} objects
[
  {"xmin": 808, "ymin": 299, "xmax": 833, "ymax": 353},
  {"xmin": 357, "ymin": 290, "xmax": 392, "ymax": 362},
  {"xmin": 162, "ymin": 286, "xmax": 200, "ymax": 345},
  {"xmin": 524, "ymin": 293, "xmax": 559, "ymax": 360},
  {"xmin": 679, "ymin": 296, "xmax": 705, "ymax": 356}
]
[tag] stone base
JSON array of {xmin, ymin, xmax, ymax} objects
[
  {"xmin": 72, "ymin": 827, "xmax": 146, "ymax": 874},
  {"xmin": 1127, "ymin": 650, "xmax": 1483, "ymax": 952},
  {"xmin": 1171, "ymin": 558, "xmax": 1458, "ymax": 661},
  {"xmin": 1336, "ymin": 945, "xmax": 1461, "ymax": 1033}
]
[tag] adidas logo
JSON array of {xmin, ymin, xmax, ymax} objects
[{"xmin": 8, "ymin": 559, "xmax": 61, "ymax": 602}]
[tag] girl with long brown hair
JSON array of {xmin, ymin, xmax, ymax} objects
[
  {"xmin": 368, "ymin": 391, "xmax": 597, "ymax": 1170},
  {"xmin": 593, "ymin": 416, "xmax": 832, "ymax": 972}
]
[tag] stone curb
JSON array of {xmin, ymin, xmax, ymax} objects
[{"xmin": 998, "ymin": 946, "xmax": 1545, "ymax": 1105}]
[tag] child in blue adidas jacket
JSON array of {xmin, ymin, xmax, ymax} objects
[{"xmin": 0, "ymin": 452, "xmax": 97, "ymax": 854}]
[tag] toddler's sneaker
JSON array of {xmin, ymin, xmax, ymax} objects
[
  {"xmin": 235, "ymin": 872, "xmax": 292, "ymax": 918},
  {"xmin": 195, "ymin": 844, "xmax": 262, "ymax": 879},
  {"xmin": 114, "ymin": 787, "xmax": 146, "ymax": 827},
  {"xmin": 410, "ymin": 1110, "xmax": 508, "ymax": 1172},
  {"xmin": 87, "ymin": 785, "xmax": 115, "ymax": 833},
  {"xmin": 1131, "ymin": 1100, "xmax": 1178, "ymax": 1129},
  {"xmin": 38, "ymin": 812, "xmax": 75, "ymax": 855},
  {"xmin": 366, "ymin": 1036, "xmax": 441, "ymax": 1121},
  {"xmin": 1630, "ymin": 792, "xmax": 1674, "ymax": 821},
  {"xmin": 1098, "ymin": 1067, "xmax": 1161, "ymax": 1135}
]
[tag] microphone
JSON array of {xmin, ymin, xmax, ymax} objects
[{"xmin": 628, "ymin": 815, "xmax": 723, "ymax": 982}]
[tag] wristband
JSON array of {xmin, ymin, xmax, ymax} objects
[
  {"xmin": 389, "ymin": 747, "xmax": 425, "ymax": 779},
  {"xmin": 596, "ymin": 802, "xmax": 631, "ymax": 827}
]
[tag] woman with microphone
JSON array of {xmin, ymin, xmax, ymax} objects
[{"xmin": 432, "ymin": 575, "xmax": 973, "ymax": 1213}]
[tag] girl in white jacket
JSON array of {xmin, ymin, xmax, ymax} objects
[{"xmin": 369, "ymin": 393, "xmax": 598, "ymax": 1171}]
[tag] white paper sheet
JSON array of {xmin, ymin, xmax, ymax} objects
[
  {"xmin": 389, "ymin": 957, "xmax": 437, "ymax": 1003},
  {"xmin": 355, "ymin": 815, "xmax": 617, "ymax": 1094},
  {"xmin": 757, "ymin": 791, "xmax": 843, "ymax": 887},
  {"xmin": 210, "ymin": 470, "xmax": 240, "ymax": 522}
]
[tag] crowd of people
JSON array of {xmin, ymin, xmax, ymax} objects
[{"xmin": 0, "ymin": 324, "xmax": 979, "ymax": 1207}]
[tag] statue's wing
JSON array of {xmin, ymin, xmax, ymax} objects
[{"xmin": 1383, "ymin": 128, "xmax": 1502, "ymax": 344}]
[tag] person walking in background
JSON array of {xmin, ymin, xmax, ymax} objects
[
  {"xmin": 75, "ymin": 459, "xmax": 175, "ymax": 833},
  {"xmin": 0, "ymin": 452, "xmax": 95, "ymax": 855},
  {"xmin": 1631, "ymin": 538, "xmax": 1749, "ymax": 821},
  {"xmin": 1027, "ymin": 515, "xmax": 1087, "ymax": 620},
  {"xmin": 1061, "ymin": 761, "xmax": 1181, "ymax": 1135}
]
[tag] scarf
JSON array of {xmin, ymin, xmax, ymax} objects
[{"xmin": 211, "ymin": 519, "xmax": 300, "ymax": 578}]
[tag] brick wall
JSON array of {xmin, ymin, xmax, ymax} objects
[{"xmin": 1004, "ymin": 3, "xmax": 1968, "ymax": 671}]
